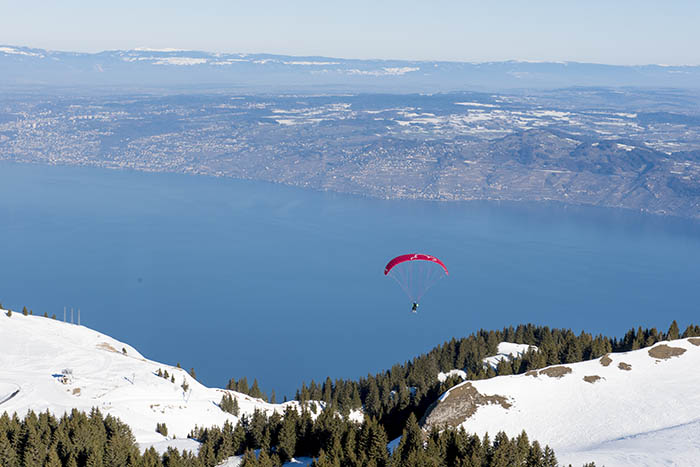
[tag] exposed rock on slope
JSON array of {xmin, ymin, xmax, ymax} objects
[{"xmin": 422, "ymin": 338, "xmax": 700, "ymax": 467}]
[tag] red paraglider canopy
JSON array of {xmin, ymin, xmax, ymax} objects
[{"xmin": 384, "ymin": 254, "xmax": 449, "ymax": 276}]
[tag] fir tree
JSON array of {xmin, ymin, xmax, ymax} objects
[
  {"xmin": 392, "ymin": 413, "xmax": 422, "ymax": 465},
  {"xmin": 667, "ymin": 320, "xmax": 680, "ymax": 340},
  {"xmin": 241, "ymin": 448, "xmax": 258, "ymax": 466},
  {"xmin": 250, "ymin": 379, "xmax": 263, "ymax": 399},
  {"xmin": 542, "ymin": 445, "xmax": 557, "ymax": 467},
  {"xmin": 277, "ymin": 409, "xmax": 297, "ymax": 463},
  {"xmin": 156, "ymin": 422, "xmax": 168, "ymax": 437},
  {"xmin": 44, "ymin": 448, "xmax": 62, "ymax": 467},
  {"xmin": 257, "ymin": 447, "xmax": 274, "ymax": 467},
  {"xmin": 142, "ymin": 447, "xmax": 161, "ymax": 467},
  {"xmin": 0, "ymin": 431, "xmax": 19, "ymax": 467}
]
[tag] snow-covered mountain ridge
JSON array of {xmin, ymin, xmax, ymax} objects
[
  {"xmin": 0, "ymin": 310, "xmax": 300, "ymax": 452},
  {"xmin": 424, "ymin": 337, "xmax": 700, "ymax": 466},
  {"xmin": 3, "ymin": 44, "xmax": 700, "ymax": 90}
]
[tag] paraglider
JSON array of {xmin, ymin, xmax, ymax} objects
[{"xmin": 384, "ymin": 254, "xmax": 448, "ymax": 313}]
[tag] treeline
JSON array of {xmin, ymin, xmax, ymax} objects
[
  {"xmin": 227, "ymin": 376, "xmax": 278, "ymax": 403},
  {"xmin": 190, "ymin": 408, "xmax": 561, "ymax": 467},
  {"xmin": 0, "ymin": 408, "xmax": 567, "ymax": 467},
  {"xmin": 283, "ymin": 321, "xmax": 698, "ymax": 439},
  {"xmin": 0, "ymin": 408, "xmax": 195, "ymax": 467}
]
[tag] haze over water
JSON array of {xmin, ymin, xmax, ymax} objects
[{"xmin": 2, "ymin": 161, "xmax": 699, "ymax": 397}]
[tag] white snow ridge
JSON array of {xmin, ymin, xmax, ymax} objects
[
  {"xmin": 0, "ymin": 310, "xmax": 304, "ymax": 454},
  {"xmin": 482, "ymin": 342, "xmax": 537, "ymax": 369},
  {"xmin": 425, "ymin": 338, "xmax": 700, "ymax": 467},
  {"xmin": 3, "ymin": 309, "xmax": 700, "ymax": 466}
]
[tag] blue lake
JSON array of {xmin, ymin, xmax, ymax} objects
[{"xmin": 2, "ymin": 161, "xmax": 700, "ymax": 398}]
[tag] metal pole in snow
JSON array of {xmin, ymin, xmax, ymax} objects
[{"xmin": 78, "ymin": 309, "xmax": 80, "ymax": 326}]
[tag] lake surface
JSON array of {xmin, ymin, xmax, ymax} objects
[{"xmin": 2, "ymin": 161, "xmax": 700, "ymax": 398}]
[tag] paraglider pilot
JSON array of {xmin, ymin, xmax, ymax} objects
[{"xmin": 411, "ymin": 302, "xmax": 419, "ymax": 313}]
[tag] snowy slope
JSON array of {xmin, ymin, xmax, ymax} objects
[
  {"xmin": 424, "ymin": 338, "xmax": 700, "ymax": 466},
  {"xmin": 0, "ymin": 310, "xmax": 302, "ymax": 448}
]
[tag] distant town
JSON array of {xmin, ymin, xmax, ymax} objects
[{"xmin": 2, "ymin": 87, "xmax": 699, "ymax": 218}]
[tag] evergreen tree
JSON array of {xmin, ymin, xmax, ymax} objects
[
  {"xmin": 365, "ymin": 379, "xmax": 381, "ymax": 418},
  {"xmin": 250, "ymin": 379, "xmax": 263, "ymax": 399},
  {"xmin": 515, "ymin": 430, "xmax": 531, "ymax": 463},
  {"xmin": 491, "ymin": 431, "xmax": 516, "ymax": 467},
  {"xmin": 257, "ymin": 448, "xmax": 274, "ymax": 467},
  {"xmin": 232, "ymin": 396, "xmax": 240, "ymax": 417},
  {"xmin": 142, "ymin": 447, "xmax": 161, "ymax": 467},
  {"xmin": 542, "ymin": 445, "xmax": 557, "ymax": 467},
  {"xmin": 277, "ymin": 409, "xmax": 297, "ymax": 463},
  {"xmin": 392, "ymin": 413, "xmax": 422, "ymax": 465},
  {"xmin": 156, "ymin": 422, "xmax": 168, "ymax": 437},
  {"xmin": 241, "ymin": 448, "xmax": 258, "ymax": 466},
  {"xmin": 667, "ymin": 320, "xmax": 680, "ymax": 340},
  {"xmin": 20, "ymin": 422, "xmax": 45, "ymax": 467},
  {"xmin": 238, "ymin": 376, "xmax": 249, "ymax": 395},
  {"xmin": 364, "ymin": 418, "xmax": 389, "ymax": 466},
  {"xmin": 44, "ymin": 448, "xmax": 61, "ymax": 467},
  {"xmin": 0, "ymin": 431, "xmax": 19, "ymax": 467},
  {"xmin": 220, "ymin": 393, "xmax": 240, "ymax": 415},
  {"xmin": 527, "ymin": 440, "xmax": 543, "ymax": 467}
]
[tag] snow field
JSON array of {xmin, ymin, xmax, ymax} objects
[
  {"xmin": 0, "ymin": 310, "xmax": 303, "ymax": 448},
  {"xmin": 439, "ymin": 338, "xmax": 700, "ymax": 466}
]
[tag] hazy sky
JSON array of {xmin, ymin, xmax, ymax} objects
[{"xmin": 2, "ymin": 0, "xmax": 699, "ymax": 65}]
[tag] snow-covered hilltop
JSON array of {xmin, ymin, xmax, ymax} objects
[
  {"xmin": 4, "ymin": 307, "xmax": 700, "ymax": 466},
  {"xmin": 424, "ymin": 337, "xmax": 700, "ymax": 466},
  {"xmin": 0, "ymin": 310, "xmax": 297, "ymax": 451}
]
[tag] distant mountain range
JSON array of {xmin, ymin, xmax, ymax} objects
[{"xmin": 3, "ymin": 45, "xmax": 700, "ymax": 91}]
